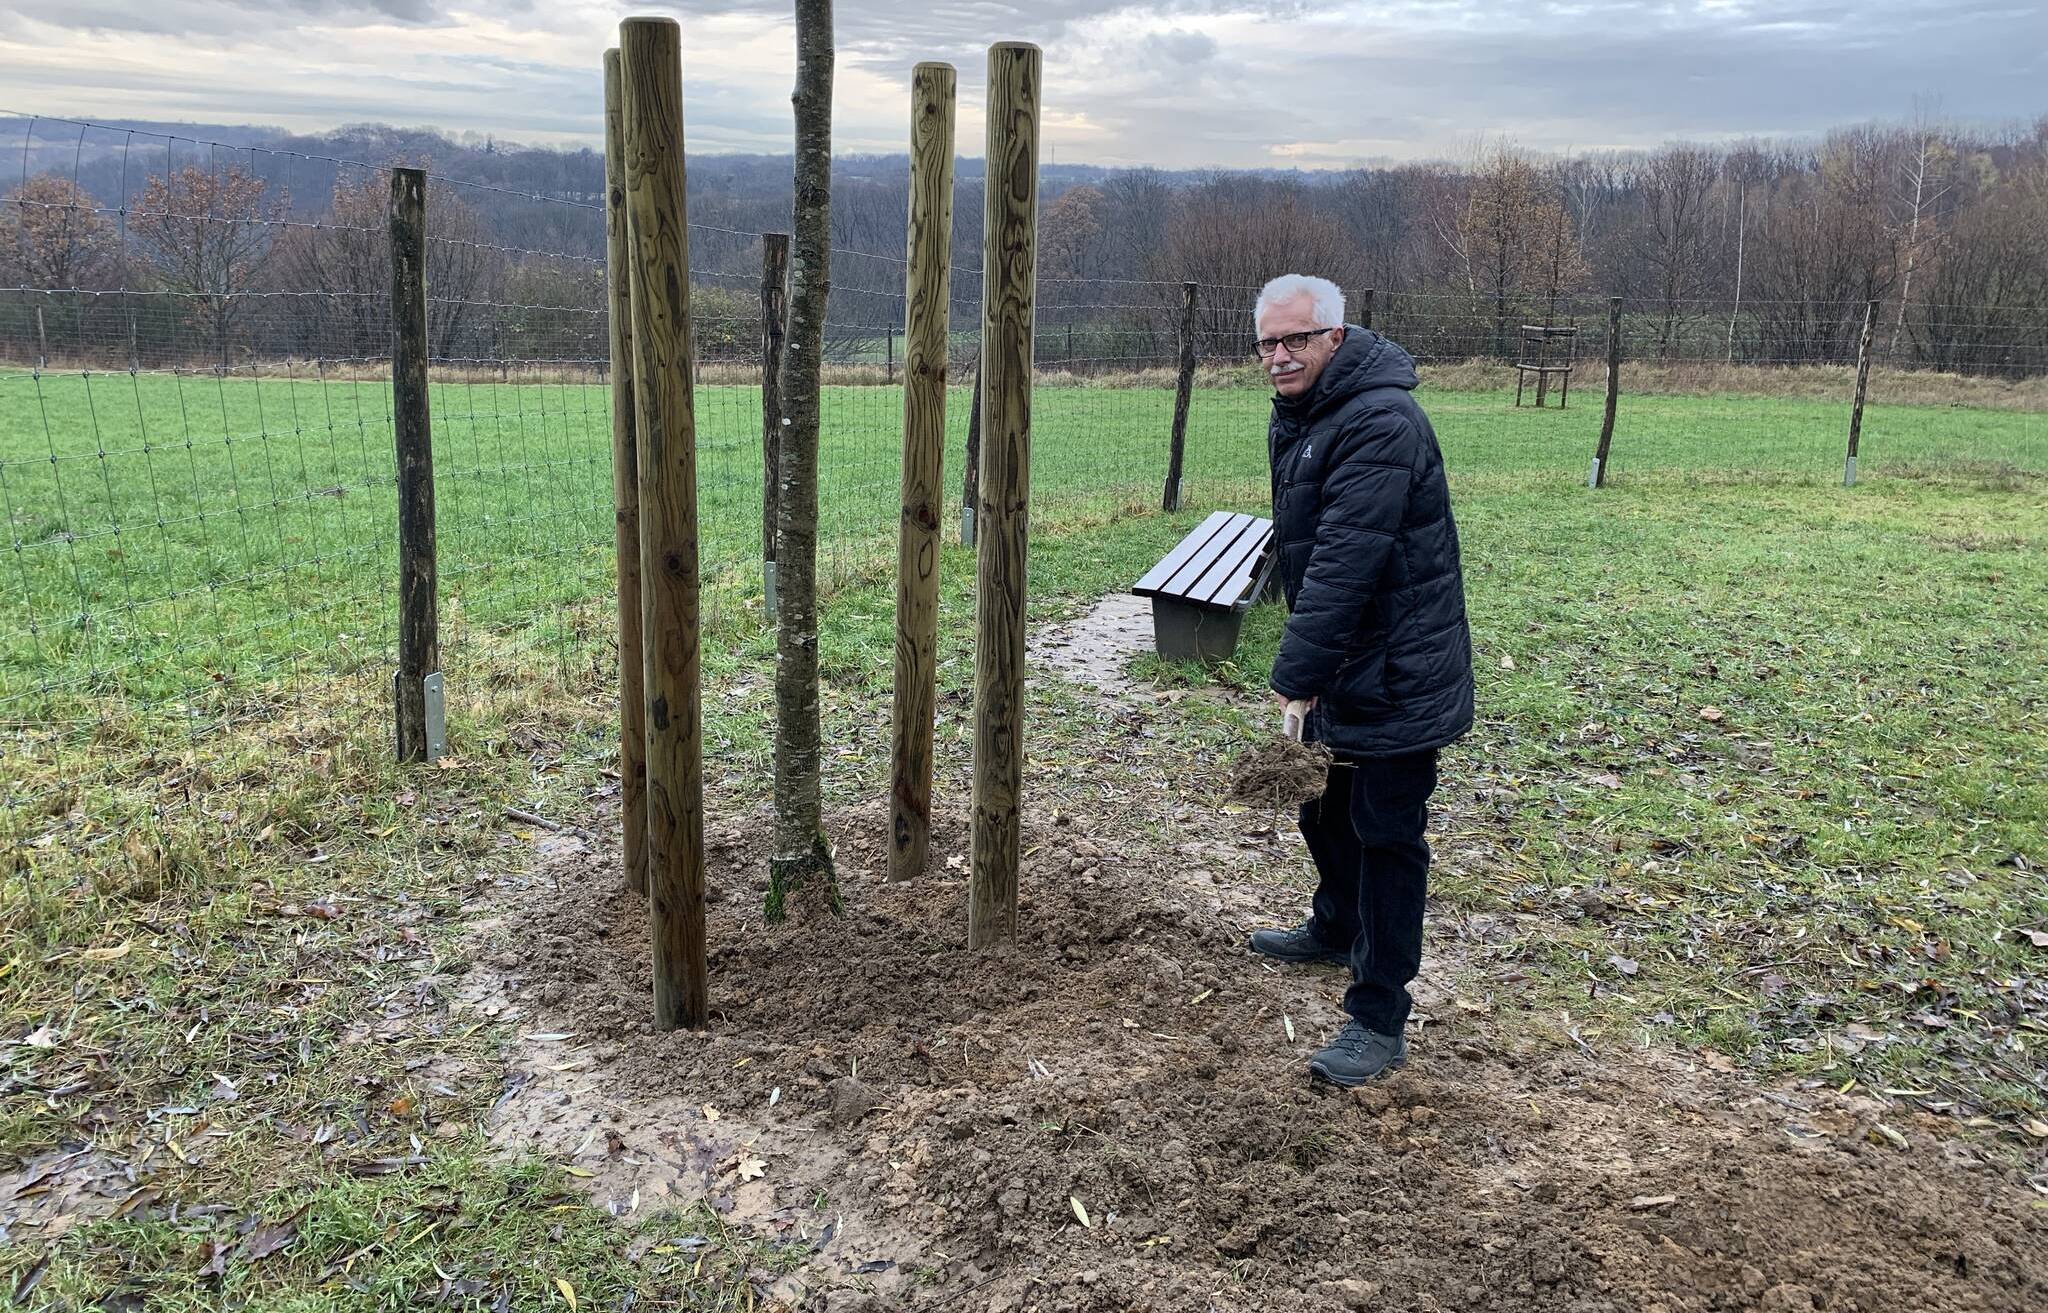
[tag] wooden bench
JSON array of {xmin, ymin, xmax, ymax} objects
[{"xmin": 1132, "ymin": 511, "xmax": 1277, "ymax": 662}]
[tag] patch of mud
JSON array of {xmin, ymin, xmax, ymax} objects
[
  {"xmin": 1027, "ymin": 592, "xmax": 1156, "ymax": 694},
  {"xmin": 1227, "ymin": 736, "xmax": 1332, "ymax": 810},
  {"xmin": 475, "ymin": 792, "xmax": 2048, "ymax": 1313}
]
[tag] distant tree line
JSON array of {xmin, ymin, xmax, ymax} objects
[{"xmin": 4, "ymin": 112, "xmax": 2045, "ymax": 375}]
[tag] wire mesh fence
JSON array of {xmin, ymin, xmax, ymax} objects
[{"xmin": 5, "ymin": 110, "xmax": 2045, "ymax": 820}]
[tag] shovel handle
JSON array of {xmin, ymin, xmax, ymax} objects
[{"xmin": 1282, "ymin": 699, "xmax": 1310, "ymax": 743}]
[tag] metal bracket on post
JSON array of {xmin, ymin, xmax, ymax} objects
[
  {"xmin": 1843, "ymin": 456, "xmax": 1857, "ymax": 488},
  {"xmin": 423, "ymin": 671, "xmax": 446, "ymax": 760},
  {"xmin": 763, "ymin": 560, "xmax": 779, "ymax": 617},
  {"xmin": 1588, "ymin": 458, "xmax": 1602, "ymax": 489},
  {"xmin": 960, "ymin": 504, "xmax": 976, "ymax": 548},
  {"xmin": 397, "ymin": 671, "xmax": 448, "ymax": 761}
]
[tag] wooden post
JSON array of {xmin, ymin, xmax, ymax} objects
[
  {"xmin": 761, "ymin": 232, "xmax": 789, "ymax": 613},
  {"xmin": 620, "ymin": 16, "xmax": 707, "ymax": 1030},
  {"xmin": 1591, "ymin": 297, "xmax": 1622, "ymax": 488},
  {"xmin": 1360, "ymin": 287, "xmax": 1375, "ymax": 330},
  {"xmin": 1163, "ymin": 280, "xmax": 1196, "ymax": 511},
  {"xmin": 1845, "ymin": 298, "xmax": 1877, "ymax": 488},
  {"xmin": 969, "ymin": 41, "xmax": 1040, "ymax": 950},
  {"xmin": 885, "ymin": 324, "xmax": 896, "ymax": 382},
  {"xmin": 890, "ymin": 61, "xmax": 956, "ymax": 884},
  {"xmin": 604, "ymin": 49, "xmax": 647, "ymax": 894},
  {"xmin": 388, "ymin": 167, "xmax": 440, "ymax": 764},
  {"xmin": 961, "ymin": 351, "xmax": 982, "ymax": 546}
]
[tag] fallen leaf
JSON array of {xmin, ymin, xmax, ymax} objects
[
  {"xmin": 736, "ymin": 1156, "xmax": 767, "ymax": 1182},
  {"xmin": 21, "ymin": 1024, "xmax": 59, "ymax": 1049},
  {"xmin": 1699, "ymin": 1049, "xmax": 1737, "ymax": 1073},
  {"xmin": 2021, "ymin": 928, "xmax": 2048, "ymax": 949},
  {"xmin": 244, "ymin": 1206, "xmax": 308, "ymax": 1262},
  {"xmin": 83, "ymin": 943, "xmax": 132, "ymax": 962},
  {"xmin": 1283, "ymin": 1015, "xmax": 1295, "ymax": 1042},
  {"xmin": 2021, "ymin": 1118, "xmax": 2048, "ymax": 1140},
  {"xmin": 555, "ymin": 1277, "xmax": 578, "ymax": 1311},
  {"xmin": 1499, "ymin": 654, "xmax": 1516, "ymax": 671},
  {"xmin": 702, "ymin": 1104, "xmax": 720, "ymax": 1123},
  {"xmin": 1070, "ymin": 1196, "xmax": 1093, "ymax": 1229},
  {"xmin": 11, "ymin": 1255, "xmax": 49, "ymax": 1303},
  {"xmin": 562, "ymin": 1166, "xmax": 595, "ymax": 1178},
  {"xmin": 388, "ymin": 1095, "xmax": 415, "ymax": 1117},
  {"xmin": 1628, "ymin": 1194, "xmax": 1678, "ymax": 1210},
  {"xmin": 196, "ymin": 1237, "xmax": 235, "ymax": 1279},
  {"xmin": 1589, "ymin": 773, "xmax": 1622, "ymax": 790},
  {"xmin": 1607, "ymin": 954, "xmax": 1639, "ymax": 977},
  {"xmin": 1697, "ymin": 706, "xmax": 1725, "ymax": 723}
]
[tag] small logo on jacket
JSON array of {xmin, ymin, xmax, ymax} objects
[{"xmin": 1300, "ymin": 443, "xmax": 1313, "ymax": 458}]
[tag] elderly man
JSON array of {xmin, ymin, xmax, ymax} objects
[{"xmin": 1247, "ymin": 274, "xmax": 1474, "ymax": 1086}]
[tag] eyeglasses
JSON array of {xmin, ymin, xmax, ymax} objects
[{"xmin": 1254, "ymin": 327, "xmax": 1337, "ymax": 358}]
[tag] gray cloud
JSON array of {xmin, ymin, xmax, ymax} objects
[{"xmin": 0, "ymin": 1, "xmax": 2041, "ymax": 165}]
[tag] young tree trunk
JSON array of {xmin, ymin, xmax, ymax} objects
[{"xmin": 767, "ymin": 0, "xmax": 838, "ymax": 919}]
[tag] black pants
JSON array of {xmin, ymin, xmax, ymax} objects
[{"xmin": 1300, "ymin": 750, "xmax": 1438, "ymax": 1034}]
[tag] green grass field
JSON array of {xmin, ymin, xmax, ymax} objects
[{"xmin": 4, "ymin": 368, "xmax": 2041, "ymax": 748}]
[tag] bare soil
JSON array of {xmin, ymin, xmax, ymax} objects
[
  {"xmin": 474, "ymin": 787, "xmax": 2048, "ymax": 1313},
  {"xmin": 1228, "ymin": 737, "xmax": 1333, "ymax": 811}
]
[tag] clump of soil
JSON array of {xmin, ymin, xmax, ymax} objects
[
  {"xmin": 474, "ymin": 789, "xmax": 2048, "ymax": 1313},
  {"xmin": 1227, "ymin": 735, "xmax": 1332, "ymax": 808}
]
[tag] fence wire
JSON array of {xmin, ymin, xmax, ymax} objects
[{"xmin": 4, "ymin": 110, "xmax": 2045, "ymax": 821}]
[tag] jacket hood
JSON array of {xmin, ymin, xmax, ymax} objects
[{"xmin": 1274, "ymin": 326, "xmax": 1419, "ymax": 419}]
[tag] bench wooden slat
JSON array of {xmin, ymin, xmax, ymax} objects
[
  {"xmin": 1187, "ymin": 521, "xmax": 1273, "ymax": 607},
  {"xmin": 1176, "ymin": 515, "xmax": 1263, "ymax": 606},
  {"xmin": 1132, "ymin": 510, "xmax": 1233, "ymax": 597},
  {"xmin": 1158, "ymin": 512, "xmax": 1257, "ymax": 598}
]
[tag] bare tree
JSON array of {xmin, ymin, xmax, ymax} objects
[
  {"xmin": 1635, "ymin": 144, "xmax": 1719, "ymax": 356},
  {"xmin": 767, "ymin": 0, "xmax": 837, "ymax": 919},
  {"xmin": 3, "ymin": 176, "xmax": 118, "ymax": 290},
  {"xmin": 130, "ymin": 165, "xmax": 283, "ymax": 367},
  {"xmin": 1459, "ymin": 144, "xmax": 1566, "ymax": 356},
  {"xmin": 1889, "ymin": 108, "xmax": 1956, "ymax": 356}
]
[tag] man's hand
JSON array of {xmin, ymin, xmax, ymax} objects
[{"xmin": 1275, "ymin": 693, "xmax": 1315, "ymax": 743}]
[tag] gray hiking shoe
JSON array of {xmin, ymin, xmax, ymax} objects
[
  {"xmin": 1307, "ymin": 1020, "xmax": 1408, "ymax": 1086},
  {"xmin": 1248, "ymin": 920, "xmax": 1348, "ymax": 967}
]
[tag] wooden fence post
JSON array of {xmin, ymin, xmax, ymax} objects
[
  {"xmin": 1163, "ymin": 280, "xmax": 1196, "ymax": 511},
  {"xmin": 1360, "ymin": 287, "xmax": 1375, "ymax": 330},
  {"xmin": 969, "ymin": 41, "xmax": 1041, "ymax": 950},
  {"xmin": 389, "ymin": 166, "xmax": 441, "ymax": 764},
  {"xmin": 761, "ymin": 232, "xmax": 790, "ymax": 614},
  {"xmin": 890, "ymin": 61, "xmax": 957, "ymax": 884},
  {"xmin": 1846, "ymin": 298, "xmax": 1877, "ymax": 488},
  {"xmin": 621, "ymin": 16, "xmax": 707, "ymax": 1030},
  {"xmin": 1592, "ymin": 296, "xmax": 1622, "ymax": 488},
  {"xmin": 603, "ymin": 49, "xmax": 647, "ymax": 894}
]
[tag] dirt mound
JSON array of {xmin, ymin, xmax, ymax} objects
[
  {"xmin": 1227, "ymin": 736, "xmax": 1332, "ymax": 809},
  {"xmin": 478, "ymin": 793, "xmax": 2047, "ymax": 1313}
]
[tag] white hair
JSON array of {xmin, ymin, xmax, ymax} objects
[{"xmin": 1253, "ymin": 274, "xmax": 1345, "ymax": 330}]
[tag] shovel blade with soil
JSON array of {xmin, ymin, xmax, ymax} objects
[{"xmin": 1228, "ymin": 735, "xmax": 1332, "ymax": 809}]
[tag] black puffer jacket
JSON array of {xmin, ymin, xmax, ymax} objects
[{"xmin": 1268, "ymin": 326, "xmax": 1473, "ymax": 758}]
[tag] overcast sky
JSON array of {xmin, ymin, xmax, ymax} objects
[{"xmin": 2, "ymin": 1, "xmax": 2043, "ymax": 167}]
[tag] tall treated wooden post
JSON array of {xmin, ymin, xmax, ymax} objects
[
  {"xmin": 890, "ymin": 62, "xmax": 957, "ymax": 884},
  {"xmin": 1163, "ymin": 280, "xmax": 1196, "ymax": 511},
  {"xmin": 1360, "ymin": 287, "xmax": 1375, "ymax": 330},
  {"xmin": 1845, "ymin": 298, "xmax": 1877, "ymax": 488},
  {"xmin": 969, "ymin": 41, "xmax": 1041, "ymax": 950},
  {"xmin": 603, "ymin": 49, "xmax": 648, "ymax": 895},
  {"xmin": 761, "ymin": 232, "xmax": 789, "ymax": 614},
  {"xmin": 389, "ymin": 167, "xmax": 441, "ymax": 764},
  {"xmin": 620, "ymin": 16, "xmax": 707, "ymax": 1030},
  {"xmin": 1592, "ymin": 297, "xmax": 1622, "ymax": 488},
  {"xmin": 961, "ymin": 351, "xmax": 982, "ymax": 546}
]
